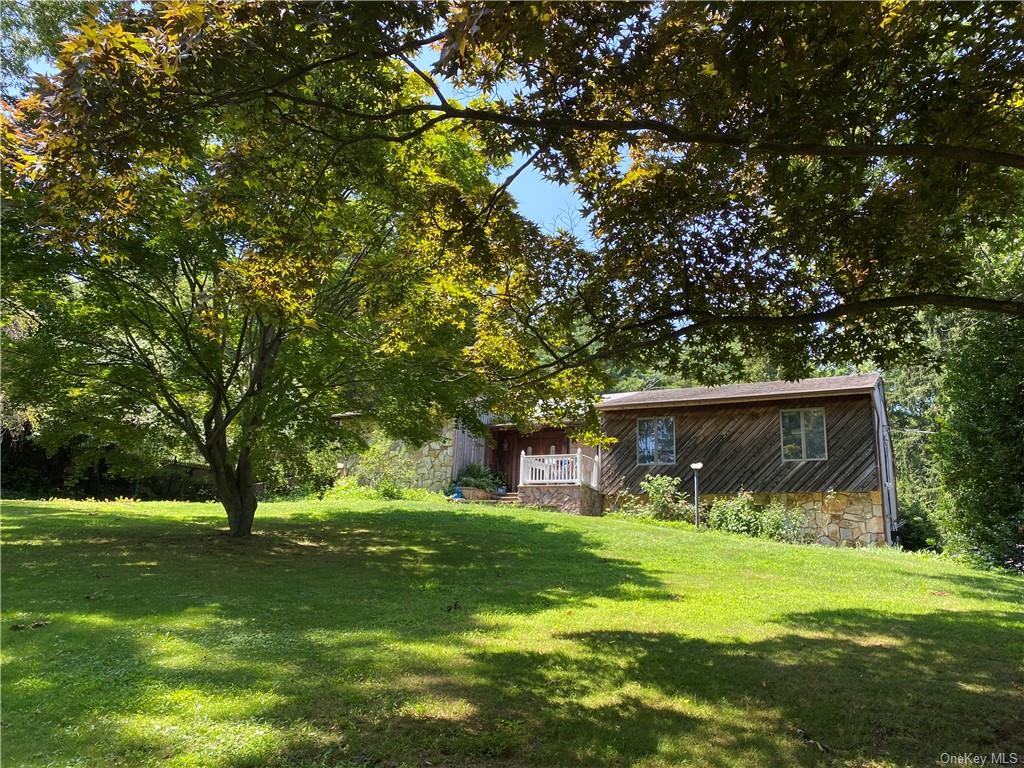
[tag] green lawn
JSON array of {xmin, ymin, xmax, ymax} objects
[{"xmin": 2, "ymin": 498, "xmax": 1022, "ymax": 767}]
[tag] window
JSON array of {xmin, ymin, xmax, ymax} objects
[
  {"xmin": 637, "ymin": 417, "xmax": 675, "ymax": 465},
  {"xmin": 780, "ymin": 408, "xmax": 827, "ymax": 461}
]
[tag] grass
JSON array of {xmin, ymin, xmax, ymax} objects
[{"xmin": 2, "ymin": 497, "xmax": 1022, "ymax": 768}]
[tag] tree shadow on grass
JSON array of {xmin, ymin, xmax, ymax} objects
[
  {"xmin": 4, "ymin": 503, "xmax": 1023, "ymax": 767},
  {"xmin": 887, "ymin": 565, "xmax": 1024, "ymax": 604},
  {"xmin": 277, "ymin": 609, "xmax": 1022, "ymax": 767},
  {"xmin": 2, "ymin": 502, "xmax": 669, "ymax": 765}
]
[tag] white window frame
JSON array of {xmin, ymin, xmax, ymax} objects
[
  {"xmin": 637, "ymin": 416, "xmax": 676, "ymax": 466},
  {"xmin": 780, "ymin": 407, "xmax": 828, "ymax": 462}
]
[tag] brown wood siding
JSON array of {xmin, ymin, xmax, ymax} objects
[
  {"xmin": 452, "ymin": 426, "xmax": 485, "ymax": 479},
  {"xmin": 600, "ymin": 395, "xmax": 879, "ymax": 496}
]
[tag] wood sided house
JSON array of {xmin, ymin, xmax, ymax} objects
[
  {"xmin": 398, "ymin": 373, "xmax": 898, "ymax": 547},
  {"xmin": 593, "ymin": 374, "xmax": 898, "ymax": 546}
]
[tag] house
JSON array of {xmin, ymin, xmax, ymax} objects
[
  {"xmin": 593, "ymin": 374, "xmax": 898, "ymax": 546},
  {"xmin": 394, "ymin": 373, "xmax": 898, "ymax": 547},
  {"xmin": 372, "ymin": 420, "xmax": 584, "ymax": 493}
]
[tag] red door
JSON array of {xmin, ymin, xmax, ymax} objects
[{"xmin": 490, "ymin": 427, "xmax": 569, "ymax": 490}]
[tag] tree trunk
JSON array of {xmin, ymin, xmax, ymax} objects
[
  {"xmin": 207, "ymin": 441, "xmax": 258, "ymax": 537},
  {"xmin": 222, "ymin": 483, "xmax": 257, "ymax": 537}
]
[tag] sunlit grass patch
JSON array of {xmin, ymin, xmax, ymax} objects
[{"xmin": 3, "ymin": 498, "xmax": 1022, "ymax": 767}]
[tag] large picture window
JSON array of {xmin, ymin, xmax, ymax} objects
[
  {"xmin": 780, "ymin": 408, "xmax": 827, "ymax": 461},
  {"xmin": 637, "ymin": 417, "xmax": 675, "ymax": 465}
]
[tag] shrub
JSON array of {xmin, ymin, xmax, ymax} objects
[
  {"xmin": 352, "ymin": 432, "xmax": 416, "ymax": 497},
  {"xmin": 322, "ymin": 476, "xmax": 375, "ymax": 500},
  {"xmin": 760, "ymin": 500, "xmax": 814, "ymax": 543},
  {"xmin": 258, "ymin": 443, "xmax": 340, "ymax": 500},
  {"xmin": 706, "ymin": 492, "xmax": 810, "ymax": 543},
  {"xmin": 455, "ymin": 463, "xmax": 504, "ymax": 493},
  {"xmin": 322, "ymin": 475, "xmax": 446, "ymax": 502},
  {"xmin": 706, "ymin": 492, "xmax": 760, "ymax": 536},
  {"xmin": 895, "ymin": 492, "xmax": 942, "ymax": 551},
  {"xmin": 611, "ymin": 474, "xmax": 694, "ymax": 522},
  {"xmin": 607, "ymin": 490, "xmax": 648, "ymax": 517},
  {"xmin": 639, "ymin": 474, "xmax": 692, "ymax": 521},
  {"xmin": 375, "ymin": 477, "xmax": 404, "ymax": 499}
]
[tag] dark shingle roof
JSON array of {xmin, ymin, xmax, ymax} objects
[{"xmin": 598, "ymin": 373, "xmax": 880, "ymax": 411}]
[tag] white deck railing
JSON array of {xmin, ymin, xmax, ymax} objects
[{"xmin": 520, "ymin": 449, "xmax": 601, "ymax": 489}]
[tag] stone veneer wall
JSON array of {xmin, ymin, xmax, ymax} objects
[
  {"xmin": 518, "ymin": 486, "xmax": 885, "ymax": 545},
  {"xmin": 520, "ymin": 484, "xmax": 604, "ymax": 516},
  {"xmin": 702, "ymin": 490, "xmax": 888, "ymax": 546},
  {"xmin": 342, "ymin": 434, "xmax": 456, "ymax": 492},
  {"xmin": 403, "ymin": 435, "xmax": 456, "ymax": 492}
]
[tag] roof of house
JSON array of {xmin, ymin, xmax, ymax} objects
[{"xmin": 597, "ymin": 373, "xmax": 881, "ymax": 411}]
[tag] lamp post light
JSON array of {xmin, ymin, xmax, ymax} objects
[{"xmin": 689, "ymin": 462, "xmax": 703, "ymax": 527}]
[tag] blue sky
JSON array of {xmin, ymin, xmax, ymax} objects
[
  {"xmin": 411, "ymin": 51, "xmax": 595, "ymax": 247},
  {"xmin": 498, "ymin": 157, "xmax": 591, "ymax": 243}
]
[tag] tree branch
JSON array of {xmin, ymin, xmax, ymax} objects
[
  {"xmin": 256, "ymin": 92, "xmax": 1024, "ymax": 169},
  {"xmin": 444, "ymin": 106, "xmax": 1024, "ymax": 170},
  {"xmin": 507, "ymin": 291, "xmax": 1024, "ymax": 384}
]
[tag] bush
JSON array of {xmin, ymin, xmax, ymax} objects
[
  {"xmin": 352, "ymin": 432, "xmax": 416, "ymax": 497},
  {"xmin": 258, "ymin": 443, "xmax": 340, "ymax": 500},
  {"xmin": 895, "ymin": 492, "xmax": 942, "ymax": 551},
  {"xmin": 455, "ymin": 463, "xmax": 505, "ymax": 493},
  {"xmin": 322, "ymin": 476, "xmax": 446, "ymax": 502},
  {"xmin": 706, "ymin": 492, "xmax": 760, "ymax": 536},
  {"xmin": 706, "ymin": 492, "xmax": 810, "ymax": 543},
  {"xmin": 762, "ymin": 501, "xmax": 814, "ymax": 543},
  {"xmin": 607, "ymin": 490, "xmax": 649, "ymax": 517},
  {"xmin": 611, "ymin": 474, "xmax": 694, "ymax": 522},
  {"xmin": 375, "ymin": 477, "xmax": 404, "ymax": 499},
  {"xmin": 322, "ymin": 476, "xmax": 375, "ymax": 500},
  {"xmin": 639, "ymin": 474, "xmax": 693, "ymax": 521}
]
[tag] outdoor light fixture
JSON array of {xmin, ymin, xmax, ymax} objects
[{"xmin": 689, "ymin": 462, "xmax": 704, "ymax": 527}]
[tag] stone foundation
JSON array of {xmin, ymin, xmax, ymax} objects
[
  {"xmin": 341, "ymin": 433, "xmax": 455, "ymax": 492},
  {"xmin": 518, "ymin": 485, "xmax": 886, "ymax": 546},
  {"xmin": 518, "ymin": 486, "xmax": 885, "ymax": 546},
  {"xmin": 404, "ymin": 436, "xmax": 455, "ymax": 491},
  {"xmin": 702, "ymin": 490, "xmax": 888, "ymax": 547},
  {"xmin": 520, "ymin": 484, "xmax": 604, "ymax": 516}
]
